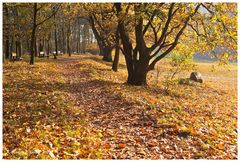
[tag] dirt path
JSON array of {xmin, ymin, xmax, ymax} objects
[
  {"xmin": 55, "ymin": 57, "xmax": 183, "ymax": 159},
  {"xmin": 54, "ymin": 56, "xmax": 237, "ymax": 159}
]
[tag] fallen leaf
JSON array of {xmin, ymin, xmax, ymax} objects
[{"xmin": 118, "ymin": 143, "xmax": 126, "ymax": 149}]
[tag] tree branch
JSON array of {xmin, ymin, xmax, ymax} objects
[
  {"xmin": 148, "ymin": 4, "xmax": 201, "ymax": 71},
  {"xmin": 36, "ymin": 4, "xmax": 61, "ymax": 27},
  {"xmin": 149, "ymin": 3, "xmax": 175, "ymax": 52}
]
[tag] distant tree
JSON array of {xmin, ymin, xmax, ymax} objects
[{"xmin": 86, "ymin": 4, "xmax": 117, "ymax": 62}]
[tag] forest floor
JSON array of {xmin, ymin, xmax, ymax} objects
[{"xmin": 3, "ymin": 54, "xmax": 238, "ymax": 159}]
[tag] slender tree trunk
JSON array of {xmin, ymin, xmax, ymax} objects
[
  {"xmin": 15, "ymin": 40, "xmax": 21, "ymax": 58},
  {"xmin": 61, "ymin": 26, "xmax": 66, "ymax": 53},
  {"xmin": 15, "ymin": 41, "xmax": 18, "ymax": 58},
  {"xmin": 3, "ymin": 2, "xmax": 10, "ymax": 60},
  {"xmin": 34, "ymin": 40, "xmax": 38, "ymax": 57},
  {"xmin": 67, "ymin": 18, "xmax": 71, "ymax": 56},
  {"xmin": 112, "ymin": 30, "xmax": 120, "ymax": 71},
  {"xmin": 18, "ymin": 40, "xmax": 22, "ymax": 58},
  {"xmin": 89, "ymin": 16, "xmax": 105, "ymax": 56},
  {"xmin": 77, "ymin": 19, "xmax": 80, "ymax": 53},
  {"xmin": 47, "ymin": 41, "xmax": 50, "ymax": 58},
  {"xmin": 4, "ymin": 4, "xmax": 10, "ymax": 60},
  {"xmin": 26, "ymin": 39, "xmax": 30, "ymax": 54},
  {"xmin": 5, "ymin": 38, "xmax": 10, "ymax": 60},
  {"xmin": 30, "ymin": 3, "xmax": 37, "ymax": 65},
  {"xmin": 54, "ymin": 14, "xmax": 58, "ymax": 59},
  {"xmin": 10, "ymin": 36, "xmax": 14, "ymax": 60}
]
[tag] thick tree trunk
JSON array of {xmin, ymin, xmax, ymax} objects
[
  {"xmin": 124, "ymin": 57, "xmax": 149, "ymax": 86},
  {"xmin": 127, "ymin": 69, "xmax": 147, "ymax": 85},
  {"xmin": 115, "ymin": 3, "xmax": 151, "ymax": 86}
]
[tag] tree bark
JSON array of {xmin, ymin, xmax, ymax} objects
[
  {"xmin": 30, "ymin": 3, "xmax": 37, "ymax": 65},
  {"xmin": 10, "ymin": 36, "xmax": 14, "ymax": 59},
  {"xmin": 112, "ymin": 30, "xmax": 120, "ymax": 71},
  {"xmin": 18, "ymin": 40, "xmax": 22, "ymax": 58},
  {"xmin": 61, "ymin": 25, "xmax": 66, "ymax": 53},
  {"xmin": 3, "ymin": 4, "xmax": 10, "ymax": 60},
  {"xmin": 102, "ymin": 47, "xmax": 112, "ymax": 62},
  {"xmin": 54, "ymin": 14, "xmax": 58, "ymax": 59},
  {"xmin": 115, "ymin": 3, "xmax": 149, "ymax": 86},
  {"xmin": 15, "ymin": 40, "xmax": 22, "ymax": 58},
  {"xmin": 5, "ymin": 38, "xmax": 10, "ymax": 60},
  {"xmin": 34, "ymin": 39, "xmax": 38, "ymax": 57},
  {"xmin": 67, "ymin": 18, "xmax": 71, "ymax": 56}
]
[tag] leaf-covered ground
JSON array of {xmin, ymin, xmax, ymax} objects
[
  {"xmin": 3, "ymin": 54, "xmax": 238, "ymax": 159},
  {"xmin": 3, "ymin": 59, "xmax": 103, "ymax": 159}
]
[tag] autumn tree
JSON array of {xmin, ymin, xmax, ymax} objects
[
  {"xmin": 85, "ymin": 4, "xmax": 117, "ymax": 62},
  {"xmin": 115, "ymin": 3, "xmax": 237, "ymax": 85},
  {"xmin": 3, "ymin": 3, "xmax": 31, "ymax": 61},
  {"xmin": 29, "ymin": 3, "xmax": 61, "ymax": 65}
]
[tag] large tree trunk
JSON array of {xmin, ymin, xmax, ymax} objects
[
  {"xmin": 126, "ymin": 60, "xmax": 149, "ymax": 86},
  {"xmin": 115, "ymin": 3, "xmax": 150, "ymax": 86}
]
